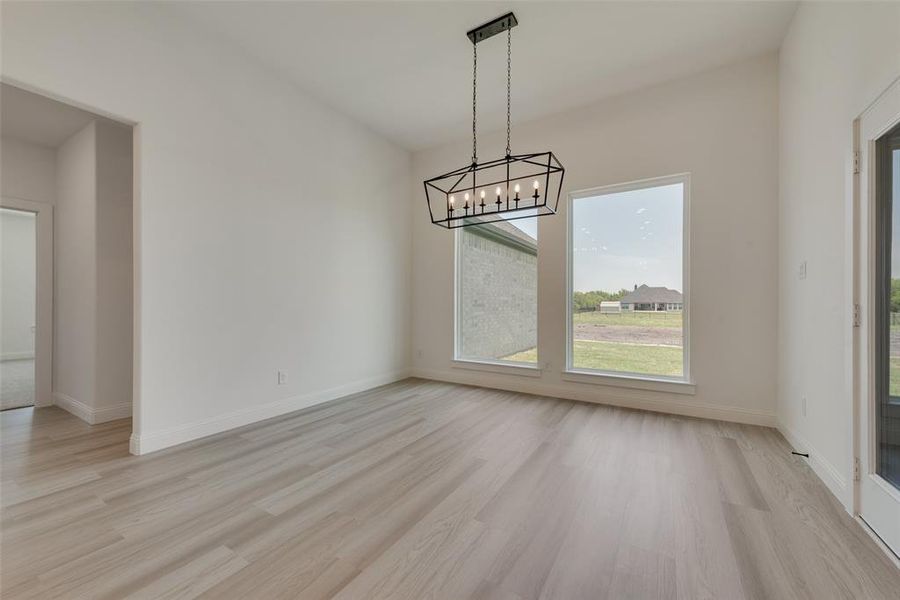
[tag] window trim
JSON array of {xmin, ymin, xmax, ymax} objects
[
  {"xmin": 561, "ymin": 369, "xmax": 696, "ymax": 395},
  {"xmin": 565, "ymin": 173, "xmax": 692, "ymax": 385},
  {"xmin": 452, "ymin": 358, "xmax": 542, "ymax": 377},
  {"xmin": 453, "ymin": 220, "xmax": 539, "ymax": 369}
]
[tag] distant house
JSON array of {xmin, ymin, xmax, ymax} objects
[{"xmin": 619, "ymin": 284, "xmax": 683, "ymax": 312}]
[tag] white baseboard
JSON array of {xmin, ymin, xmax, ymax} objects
[
  {"xmin": 93, "ymin": 402, "xmax": 134, "ymax": 424},
  {"xmin": 52, "ymin": 392, "xmax": 93, "ymax": 423},
  {"xmin": 129, "ymin": 368, "xmax": 411, "ymax": 456},
  {"xmin": 52, "ymin": 392, "xmax": 132, "ymax": 425},
  {"xmin": 1, "ymin": 351, "xmax": 34, "ymax": 361},
  {"xmin": 412, "ymin": 367, "xmax": 775, "ymax": 427},
  {"xmin": 776, "ymin": 420, "xmax": 850, "ymax": 510}
]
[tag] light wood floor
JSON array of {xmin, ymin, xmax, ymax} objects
[{"xmin": 1, "ymin": 379, "xmax": 897, "ymax": 599}]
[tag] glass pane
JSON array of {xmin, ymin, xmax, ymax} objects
[
  {"xmin": 1, "ymin": 208, "xmax": 37, "ymax": 411},
  {"xmin": 457, "ymin": 217, "xmax": 537, "ymax": 364},
  {"xmin": 571, "ymin": 182, "xmax": 684, "ymax": 377},
  {"xmin": 879, "ymin": 131, "xmax": 900, "ymax": 490}
]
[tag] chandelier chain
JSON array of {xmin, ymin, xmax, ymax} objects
[
  {"xmin": 506, "ymin": 25, "xmax": 511, "ymax": 157},
  {"xmin": 472, "ymin": 41, "xmax": 477, "ymax": 164}
]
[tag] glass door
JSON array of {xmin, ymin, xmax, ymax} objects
[
  {"xmin": 875, "ymin": 122, "xmax": 900, "ymax": 493},
  {"xmin": 860, "ymin": 82, "xmax": 900, "ymax": 555}
]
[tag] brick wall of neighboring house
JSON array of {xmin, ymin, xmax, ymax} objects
[{"xmin": 458, "ymin": 225, "xmax": 537, "ymax": 360}]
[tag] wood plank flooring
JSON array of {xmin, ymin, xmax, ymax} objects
[{"xmin": 1, "ymin": 378, "xmax": 898, "ymax": 599}]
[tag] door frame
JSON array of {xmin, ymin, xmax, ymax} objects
[
  {"xmin": 851, "ymin": 75, "xmax": 900, "ymax": 558},
  {"xmin": 1, "ymin": 196, "xmax": 53, "ymax": 408}
]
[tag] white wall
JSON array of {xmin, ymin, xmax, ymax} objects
[
  {"xmin": 412, "ymin": 54, "xmax": 779, "ymax": 424},
  {"xmin": 0, "ymin": 136, "xmax": 56, "ymax": 205},
  {"xmin": 777, "ymin": 2, "xmax": 900, "ymax": 508},
  {"xmin": 0, "ymin": 208, "xmax": 36, "ymax": 359},
  {"xmin": 55, "ymin": 121, "xmax": 97, "ymax": 414},
  {"xmin": 53, "ymin": 119, "xmax": 135, "ymax": 423},
  {"xmin": 1, "ymin": 2, "xmax": 411, "ymax": 453},
  {"xmin": 94, "ymin": 120, "xmax": 133, "ymax": 415}
]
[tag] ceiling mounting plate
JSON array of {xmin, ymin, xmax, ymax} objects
[{"xmin": 467, "ymin": 12, "xmax": 518, "ymax": 45}]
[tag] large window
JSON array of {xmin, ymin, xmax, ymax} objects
[
  {"xmin": 456, "ymin": 217, "xmax": 538, "ymax": 365},
  {"xmin": 568, "ymin": 175, "xmax": 688, "ymax": 380}
]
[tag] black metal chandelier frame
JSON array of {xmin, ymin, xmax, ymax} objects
[
  {"xmin": 424, "ymin": 12, "xmax": 565, "ymax": 230},
  {"xmin": 424, "ymin": 151, "xmax": 565, "ymax": 229}
]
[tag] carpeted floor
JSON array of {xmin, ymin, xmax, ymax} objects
[{"xmin": 0, "ymin": 359, "xmax": 34, "ymax": 411}]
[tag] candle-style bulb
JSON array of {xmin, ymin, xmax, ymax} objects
[
  {"xmin": 533, "ymin": 180, "xmax": 540, "ymax": 190},
  {"xmin": 464, "ymin": 192, "xmax": 470, "ymax": 201},
  {"xmin": 495, "ymin": 187, "xmax": 502, "ymax": 196},
  {"xmin": 449, "ymin": 195, "xmax": 455, "ymax": 206},
  {"xmin": 480, "ymin": 190, "xmax": 486, "ymax": 199},
  {"xmin": 514, "ymin": 183, "xmax": 521, "ymax": 193}
]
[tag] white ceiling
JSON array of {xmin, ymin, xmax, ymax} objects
[
  {"xmin": 176, "ymin": 1, "xmax": 797, "ymax": 152},
  {"xmin": 0, "ymin": 83, "xmax": 99, "ymax": 148}
]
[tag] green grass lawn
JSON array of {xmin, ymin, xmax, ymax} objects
[
  {"xmin": 573, "ymin": 311, "xmax": 682, "ymax": 329},
  {"xmin": 506, "ymin": 340, "xmax": 683, "ymax": 377}
]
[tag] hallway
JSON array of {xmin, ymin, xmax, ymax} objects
[{"xmin": 0, "ymin": 359, "xmax": 33, "ymax": 411}]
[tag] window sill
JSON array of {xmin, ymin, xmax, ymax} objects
[
  {"xmin": 452, "ymin": 359, "xmax": 542, "ymax": 378},
  {"xmin": 561, "ymin": 369, "xmax": 696, "ymax": 395}
]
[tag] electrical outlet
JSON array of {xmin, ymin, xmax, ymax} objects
[
  {"xmin": 801, "ymin": 396, "xmax": 807, "ymax": 417},
  {"xmin": 277, "ymin": 370, "xmax": 287, "ymax": 385}
]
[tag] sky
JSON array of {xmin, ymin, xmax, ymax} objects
[
  {"xmin": 573, "ymin": 182, "xmax": 683, "ymax": 293},
  {"xmin": 503, "ymin": 209, "xmax": 538, "ymax": 239}
]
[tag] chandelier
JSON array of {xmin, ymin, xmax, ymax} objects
[{"xmin": 424, "ymin": 12, "xmax": 565, "ymax": 229}]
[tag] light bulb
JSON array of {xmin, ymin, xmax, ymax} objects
[
  {"xmin": 449, "ymin": 195, "xmax": 455, "ymax": 206},
  {"xmin": 495, "ymin": 187, "xmax": 502, "ymax": 196},
  {"xmin": 533, "ymin": 180, "xmax": 540, "ymax": 189},
  {"xmin": 480, "ymin": 190, "xmax": 486, "ymax": 198},
  {"xmin": 514, "ymin": 183, "xmax": 520, "ymax": 193},
  {"xmin": 464, "ymin": 193, "xmax": 470, "ymax": 201}
]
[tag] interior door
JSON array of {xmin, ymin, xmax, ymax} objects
[{"xmin": 857, "ymin": 79, "xmax": 900, "ymax": 557}]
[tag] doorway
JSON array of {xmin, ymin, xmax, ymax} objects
[
  {"xmin": 0, "ymin": 198, "xmax": 52, "ymax": 411},
  {"xmin": 1, "ymin": 207, "xmax": 36, "ymax": 409},
  {"xmin": 0, "ymin": 82, "xmax": 134, "ymax": 427},
  {"xmin": 854, "ymin": 77, "xmax": 900, "ymax": 558}
]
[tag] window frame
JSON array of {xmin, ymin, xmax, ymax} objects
[
  {"xmin": 565, "ymin": 173, "xmax": 692, "ymax": 386},
  {"xmin": 453, "ymin": 222, "xmax": 541, "ymax": 375}
]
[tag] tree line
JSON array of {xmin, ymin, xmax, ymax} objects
[
  {"xmin": 892, "ymin": 279, "xmax": 900, "ymax": 313},
  {"xmin": 572, "ymin": 289, "xmax": 630, "ymax": 312}
]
